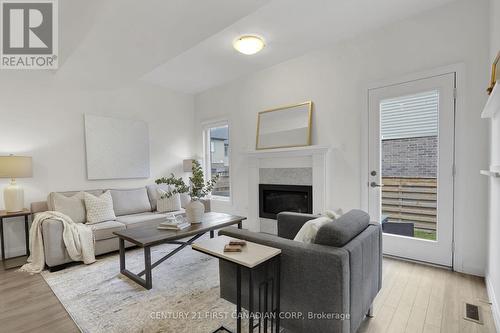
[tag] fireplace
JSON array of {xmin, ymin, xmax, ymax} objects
[{"xmin": 259, "ymin": 184, "xmax": 313, "ymax": 219}]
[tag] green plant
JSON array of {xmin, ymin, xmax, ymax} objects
[
  {"xmin": 155, "ymin": 160, "xmax": 219, "ymax": 200},
  {"xmin": 155, "ymin": 174, "xmax": 189, "ymax": 198}
]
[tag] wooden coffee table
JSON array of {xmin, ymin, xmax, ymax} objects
[{"xmin": 113, "ymin": 212, "xmax": 246, "ymax": 289}]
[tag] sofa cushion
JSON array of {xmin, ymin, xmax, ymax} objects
[
  {"xmin": 92, "ymin": 220, "xmax": 126, "ymax": 241},
  {"xmin": 146, "ymin": 184, "xmax": 173, "ymax": 211},
  {"xmin": 84, "ymin": 191, "xmax": 116, "ymax": 224},
  {"xmin": 51, "ymin": 192, "xmax": 86, "ymax": 223},
  {"xmin": 110, "ymin": 188, "xmax": 152, "ymax": 216},
  {"xmin": 116, "ymin": 211, "xmax": 184, "ymax": 229},
  {"xmin": 314, "ymin": 210, "xmax": 370, "ymax": 247}
]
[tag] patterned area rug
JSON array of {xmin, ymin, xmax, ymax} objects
[{"xmin": 41, "ymin": 235, "xmax": 242, "ymax": 333}]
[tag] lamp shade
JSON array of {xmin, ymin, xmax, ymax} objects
[
  {"xmin": 0, "ymin": 156, "xmax": 32, "ymax": 178},
  {"xmin": 183, "ymin": 159, "xmax": 194, "ymax": 172}
]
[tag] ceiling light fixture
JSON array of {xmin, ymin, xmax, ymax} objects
[{"xmin": 233, "ymin": 35, "xmax": 265, "ymax": 55}]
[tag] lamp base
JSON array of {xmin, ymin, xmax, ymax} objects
[{"xmin": 4, "ymin": 179, "xmax": 24, "ymax": 212}]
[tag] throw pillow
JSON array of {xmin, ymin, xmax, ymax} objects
[
  {"xmin": 146, "ymin": 184, "xmax": 172, "ymax": 211},
  {"xmin": 293, "ymin": 216, "xmax": 333, "ymax": 243},
  {"xmin": 324, "ymin": 208, "xmax": 343, "ymax": 219},
  {"xmin": 156, "ymin": 189, "xmax": 182, "ymax": 213},
  {"xmin": 84, "ymin": 191, "xmax": 116, "ymax": 224},
  {"xmin": 52, "ymin": 192, "xmax": 86, "ymax": 223}
]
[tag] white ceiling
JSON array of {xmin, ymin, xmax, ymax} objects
[
  {"xmin": 140, "ymin": 0, "xmax": 458, "ymax": 94},
  {"xmin": 55, "ymin": 0, "xmax": 458, "ymax": 93},
  {"xmin": 55, "ymin": 0, "xmax": 270, "ymax": 88}
]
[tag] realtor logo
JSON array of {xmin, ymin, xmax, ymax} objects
[{"xmin": 0, "ymin": 0, "xmax": 58, "ymax": 69}]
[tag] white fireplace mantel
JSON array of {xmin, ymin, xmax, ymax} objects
[{"xmin": 245, "ymin": 145, "xmax": 332, "ymax": 232}]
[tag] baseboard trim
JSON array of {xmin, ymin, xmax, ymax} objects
[
  {"xmin": 486, "ymin": 274, "xmax": 500, "ymax": 333},
  {"xmin": 383, "ymin": 254, "xmax": 452, "ymax": 271},
  {"xmin": 455, "ymin": 264, "xmax": 486, "ymax": 277}
]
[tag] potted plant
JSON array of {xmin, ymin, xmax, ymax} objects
[{"xmin": 155, "ymin": 160, "xmax": 219, "ymax": 223}]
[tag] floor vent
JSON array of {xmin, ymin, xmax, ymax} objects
[{"xmin": 464, "ymin": 302, "xmax": 483, "ymax": 324}]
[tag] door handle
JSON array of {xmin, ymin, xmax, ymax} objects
[{"xmin": 370, "ymin": 182, "xmax": 384, "ymax": 188}]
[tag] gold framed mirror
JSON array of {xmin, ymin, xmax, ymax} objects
[
  {"xmin": 487, "ymin": 51, "xmax": 500, "ymax": 95},
  {"xmin": 256, "ymin": 101, "xmax": 313, "ymax": 150}
]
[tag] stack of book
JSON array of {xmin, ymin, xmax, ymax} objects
[
  {"xmin": 224, "ymin": 239, "xmax": 247, "ymax": 252},
  {"xmin": 157, "ymin": 218, "xmax": 190, "ymax": 231}
]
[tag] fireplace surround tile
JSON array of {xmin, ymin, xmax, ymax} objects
[{"xmin": 259, "ymin": 167, "xmax": 312, "ymax": 185}]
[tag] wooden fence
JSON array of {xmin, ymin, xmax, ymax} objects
[{"xmin": 382, "ymin": 177, "xmax": 437, "ymax": 231}]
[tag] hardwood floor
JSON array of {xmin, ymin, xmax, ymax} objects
[
  {"xmin": 0, "ymin": 259, "xmax": 79, "ymax": 333},
  {"xmin": 0, "ymin": 257, "xmax": 496, "ymax": 333},
  {"xmin": 360, "ymin": 258, "xmax": 496, "ymax": 333}
]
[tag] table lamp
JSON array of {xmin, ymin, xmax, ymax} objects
[
  {"xmin": 183, "ymin": 159, "xmax": 204, "ymax": 172},
  {"xmin": 0, "ymin": 155, "xmax": 32, "ymax": 212},
  {"xmin": 183, "ymin": 159, "xmax": 197, "ymax": 172}
]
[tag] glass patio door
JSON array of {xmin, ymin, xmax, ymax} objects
[{"xmin": 368, "ymin": 73, "xmax": 455, "ymax": 267}]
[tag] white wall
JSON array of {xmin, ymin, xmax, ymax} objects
[
  {"xmin": 195, "ymin": 0, "xmax": 490, "ymax": 275},
  {"xmin": 486, "ymin": 0, "xmax": 500, "ymax": 329},
  {"xmin": 0, "ymin": 74, "xmax": 195, "ymax": 257}
]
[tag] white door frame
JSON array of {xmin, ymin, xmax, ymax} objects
[{"xmin": 360, "ymin": 63, "xmax": 465, "ymax": 269}]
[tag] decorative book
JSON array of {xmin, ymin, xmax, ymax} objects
[
  {"xmin": 229, "ymin": 240, "xmax": 247, "ymax": 246},
  {"xmin": 158, "ymin": 217, "xmax": 190, "ymax": 230},
  {"xmin": 158, "ymin": 222, "xmax": 190, "ymax": 230},
  {"xmin": 224, "ymin": 244, "xmax": 242, "ymax": 252}
]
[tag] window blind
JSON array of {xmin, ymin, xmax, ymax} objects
[{"xmin": 380, "ymin": 90, "xmax": 438, "ymax": 140}]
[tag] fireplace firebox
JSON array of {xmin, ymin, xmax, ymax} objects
[{"xmin": 259, "ymin": 184, "xmax": 313, "ymax": 219}]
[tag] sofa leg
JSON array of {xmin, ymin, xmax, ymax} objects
[
  {"xmin": 48, "ymin": 262, "xmax": 74, "ymax": 272},
  {"xmin": 367, "ymin": 305, "xmax": 374, "ymax": 318}
]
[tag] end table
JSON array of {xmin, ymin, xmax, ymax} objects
[
  {"xmin": 193, "ymin": 235, "xmax": 281, "ymax": 333},
  {"xmin": 0, "ymin": 209, "xmax": 31, "ymax": 267}
]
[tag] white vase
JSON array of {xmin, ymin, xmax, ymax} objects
[{"xmin": 185, "ymin": 199, "xmax": 205, "ymax": 223}]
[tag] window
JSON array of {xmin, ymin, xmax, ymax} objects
[
  {"xmin": 380, "ymin": 90, "xmax": 438, "ymax": 140},
  {"xmin": 204, "ymin": 122, "xmax": 230, "ymax": 199}
]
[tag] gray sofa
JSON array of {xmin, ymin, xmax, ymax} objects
[
  {"xmin": 218, "ymin": 210, "xmax": 382, "ymax": 333},
  {"xmin": 30, "ymin": 185, "xmax": 210, "ymax": 271}
]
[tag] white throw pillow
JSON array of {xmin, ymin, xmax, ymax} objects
[
  {"xmin": 84, "ymin": 191, "xmax": 116, "ymax": 224},
  {"xmin": 294, "ymin": 216, "xmax": 333, "ymax": 243},
  {"xmin": 52, "ymin": 192, "xmax": 86, "ymax": 223},
  {"xmin": 156, "ymin": 189, "xmax": 182, "ymax": 213}
]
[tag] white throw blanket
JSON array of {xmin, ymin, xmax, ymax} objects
[{"xmin": 20, "ymin": 211, "xmax": 96, "ymax": 273}]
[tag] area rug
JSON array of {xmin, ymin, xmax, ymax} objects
[{"xmin": 40, "ymin": 235, "xmax": 242, "ymax": 333}]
